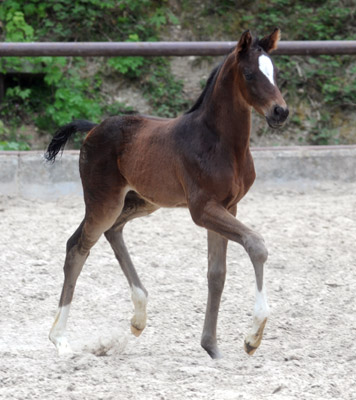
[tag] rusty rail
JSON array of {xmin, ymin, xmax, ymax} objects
[{"xmin": 0, "ymin": 41, "xmax": 356, "ymax": 57}]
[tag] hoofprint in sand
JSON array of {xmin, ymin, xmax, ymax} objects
[{"xmin": 1, "ymin": 184, "xmax": 355, "ymax": 400}]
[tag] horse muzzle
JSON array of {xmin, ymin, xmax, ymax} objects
[{"xmin": 266, "ymin": 105, "xmax": 289, "ymax": 129}]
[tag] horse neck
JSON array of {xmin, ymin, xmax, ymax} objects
[{"xmin": 201, "ymin": 55, "xmax": 252, "ymax": 156}]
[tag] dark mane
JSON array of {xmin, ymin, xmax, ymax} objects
[
  {"xmin": 185, "ymin": 47, "xmax": 236, "ymax": 115},
  {"xmin": 185, "ymin": 64, "xmax": 221, "ymax": 114}
]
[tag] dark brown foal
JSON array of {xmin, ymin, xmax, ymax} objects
[{"xmin": 46, "ymin": 28, "xmax": 288, "ymax": 358}]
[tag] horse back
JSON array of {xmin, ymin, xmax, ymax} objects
[{"xmin": 81, "ymin": 115, "xmax": 188, "ymax": 208}]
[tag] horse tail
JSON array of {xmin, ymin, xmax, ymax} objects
[{"xmin": 45, "ymin": 119, "xmax": 98, "ymax": 163}]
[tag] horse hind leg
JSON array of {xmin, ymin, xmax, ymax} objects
[
  {"xmin": 104, "ymin": 193, "xmax": 158, "ymax": 337},
  {"xmin": 105, "ymin": 227, "xmax": 148, "ymax": 337},
  {"xmin": 49, "ymin": 189, "xmax": 129, "ymax": 355},
  {"xmin": 49, "ymin": 220, "xmax": 86, "ymax": 355}
]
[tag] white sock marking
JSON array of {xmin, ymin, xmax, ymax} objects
[
  {"xmin": 253, "ymin": 285, "xmax": 270, "ymax": 321},
  {"xmin": 245, "ymin": 285, "xmax": 270, "ymax": 349},
  {"xmin": 259, "ymin": 55, "xmax": 275, "ymax": 86},
  {"xmin": 131, "ymin": 286, "xmax": 147, "ymax": 330},
  {"xmin": 49, "ymin": 305, "xmax": 73, "ymax": 355}
]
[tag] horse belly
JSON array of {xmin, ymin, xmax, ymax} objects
[{"xmin": 118, "ymin": 156, "xmax": 187, "ymax": 208}]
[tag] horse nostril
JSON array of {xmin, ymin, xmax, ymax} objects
[
  {"xmin": 274, "ymin": 106, "xmax": 283, "ymax": 116},
  {"xmin": 274, "ymin": 106, "xmax": 289, "ymax": 120}
]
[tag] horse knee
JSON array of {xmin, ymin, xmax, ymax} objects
[
  {"xmin": 254, "ymin": 242, "xmax": 268, "ymax": 265},
  {"xmin": 244, "ymin": 233, "xmax": 268, "ymax": 265}
]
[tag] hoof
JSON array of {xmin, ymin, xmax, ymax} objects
[
  {"xmin": 244, "ymin": 317, "xmax": 267, "ymax": 356},
  {"xmin": 50, "ymin": 335, "xmax": 73, "ymax": 356},
  {"xmin": 130, "ymin": 314, "xmax": 146, "ymax": 337},
  {"xmin": 244, "ymin": 340, "xmax": 257, "ymax": 356},
  {"xmin": 130, "ymin": 324, "xmax": 144, "ymax": 337}
]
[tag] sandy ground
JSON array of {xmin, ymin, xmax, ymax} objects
[{"xmin": 1, "ymin": 183, "xmax": 356, "ymax": 400}]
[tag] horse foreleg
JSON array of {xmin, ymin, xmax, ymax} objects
[
  {"xmin": 190, "ymin": 201, "xmax": 270, "ymax": 356},
  {"xmin": 201, "ymin": 230, "xmax": 228, "ymax": 359},
  {"xmin": 242, "ymin": 233, "xmax": 270, "ymax": 355}
]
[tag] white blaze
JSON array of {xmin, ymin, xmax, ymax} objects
[{"xmin": 258, "ymin": 55, "xmax": 275, "ymax": 86}]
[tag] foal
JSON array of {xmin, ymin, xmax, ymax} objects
[{"xmin": 46, "ymin": 29, "xmax": 288, "ymax": 358}]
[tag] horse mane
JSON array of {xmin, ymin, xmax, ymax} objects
[
  {"xmin": 185, "ymin": 46, "xmax": 238, "ymax": 115},
  {"xmin": 185, "ymin": 63, "xmax": 222, "ymax": 115}
]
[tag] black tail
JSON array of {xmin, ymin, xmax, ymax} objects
[{"xmin": 45, "ymin": 119, "xmax": 98, "ymax": 163}]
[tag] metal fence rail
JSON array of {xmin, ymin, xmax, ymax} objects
[{"xmin": 0, "ymin": 41, "xmax": 356, "ymax": 57}]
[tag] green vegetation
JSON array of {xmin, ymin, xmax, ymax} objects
[
  {"xmin": 0, "ymin": 0, "xmax": 355, "ymax": 148},
  {"xmin": 182, "ymin": 0, "xmax": 356, "ymax": 145},
  {"xmin": 0, "ymin": 0, "xmax": 185, "ymax": 148}
]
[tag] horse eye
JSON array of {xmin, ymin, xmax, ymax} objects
[{"xmin": 244, "ymin": 72, "xmax": 254, "ymax": 81}]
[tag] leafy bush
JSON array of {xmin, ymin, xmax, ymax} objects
[{"xmin": 0, "ymin": 0, "xmax": 185, "ymax": 148}]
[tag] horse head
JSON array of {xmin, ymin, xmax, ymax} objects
[{"xmin": 235, "ymin": 28, "xmax": 289, "ymax": 128}]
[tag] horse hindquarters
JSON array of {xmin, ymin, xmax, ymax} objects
[{"xmin": 50, "ymin": 132, "xmax": 131, "ymax": 355}]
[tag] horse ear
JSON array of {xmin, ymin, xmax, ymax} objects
[
  {"xmin": 258, "ymin": 28, "xmax": 281, "ymax": 53},
  {"xmin": 236, "ymin": 30, "xmax": 252, "ymax": 56}
]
